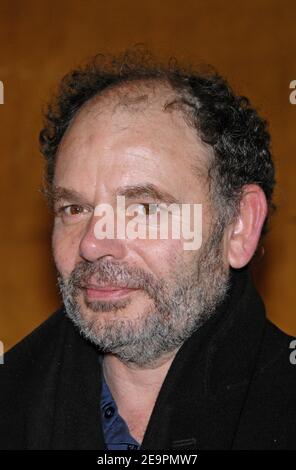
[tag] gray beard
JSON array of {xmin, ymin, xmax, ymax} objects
[{"xmin": 57, "ymin": 221, "xmax": 230, "ymax": 368}]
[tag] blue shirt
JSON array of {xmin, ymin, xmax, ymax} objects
[{"xmin": 100, "ymin": 366, "xmax": 141, "ymax": 450}]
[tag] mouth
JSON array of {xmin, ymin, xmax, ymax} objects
[{"xmin": 80, "ymin": 284, "xmax": 139, "ymax": 301}]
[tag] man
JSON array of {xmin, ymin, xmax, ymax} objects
[{"xmin": 0, "ymin": 51, "xmax": 295, "ymax": 450}]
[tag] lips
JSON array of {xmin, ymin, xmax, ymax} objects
[{"xmin": 80, "ymin": 283, "xmax": 139, "ymax": 301}]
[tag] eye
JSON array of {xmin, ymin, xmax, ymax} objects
[
  {"xmin": 56, "ymin": 204, "xmax": 90, "ymax": 222},
  {"xmin": 126, "ymin": 203, "xmax": 160, "ymax": 217}
]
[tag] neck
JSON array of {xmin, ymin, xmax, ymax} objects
[{"xmin": 102, "ymin": 349, "xmax": 179, "ymax": 442}]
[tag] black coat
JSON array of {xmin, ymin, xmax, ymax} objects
[{"xmin": 0, "ymin": 268, "xmax": 295, "ymax": 450}]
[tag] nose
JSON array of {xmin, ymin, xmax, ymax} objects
[{"xmin": 79, "ymin": 215, "xmax": 127, "ymax": 262}]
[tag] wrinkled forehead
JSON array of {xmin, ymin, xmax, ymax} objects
[{"xmin": 54, "ymin": 80, "xmax": 214, "ymax": 207}]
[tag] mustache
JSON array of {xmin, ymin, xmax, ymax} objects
[{"xmin": 63, "ymin": 259, "xmax": 163, "ymax": 294}]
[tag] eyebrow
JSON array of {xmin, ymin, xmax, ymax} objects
[
  {"xmin": 43, "ymin": 183, "xmax": 179, "ymax": 207},
  {"xmin": 42, "ymin": 185, "xmax": 90, "ymax": 208},
  {"xmin": 117, "ymin": 184, "xmax": 179, "ymax": 205}
]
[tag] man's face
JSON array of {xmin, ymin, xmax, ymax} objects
[{"xmin": 52, "ymin": 84, "xmax": 230, "ymax": 367}]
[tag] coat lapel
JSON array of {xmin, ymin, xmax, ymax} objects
[{"xmin": 49, "ymin": 322, "xmax": 105, "ymax": 450}]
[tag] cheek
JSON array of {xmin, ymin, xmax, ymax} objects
[
  {"xmin": 133, "ymin": 239, "xmax": 185, "ymax": 279},
  {"xmin": 52, "ymin": 224, "xmax": 81, "ymax": 276}
]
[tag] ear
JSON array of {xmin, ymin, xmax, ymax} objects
[{"xmin": 226, "ymin": 184, "xmax": 268, "ymax": 268}]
